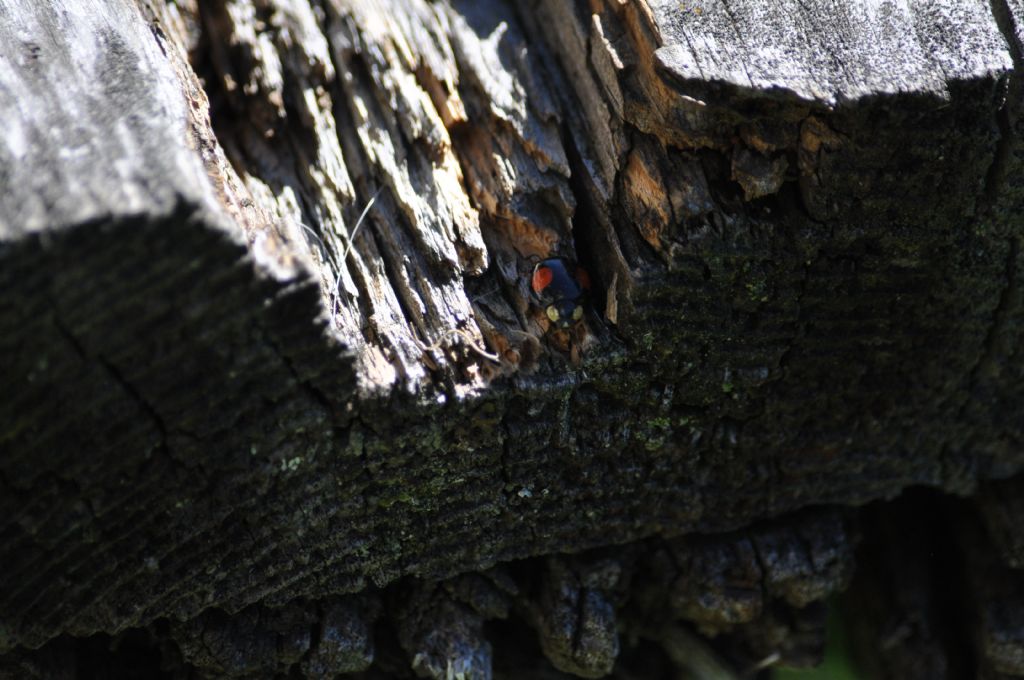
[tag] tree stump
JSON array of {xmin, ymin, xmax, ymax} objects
[{"xmin": 2, "ymin": 0, "xmax": 1024, "ymax": 677}]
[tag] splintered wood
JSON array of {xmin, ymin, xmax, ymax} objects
[
  {"xmin": 152, "ymin": 0, "xmax": 584, "ymax": 394},
  {"xmin": 156, "ymin": 0, "xmax": 1016, "ymax": 395}
]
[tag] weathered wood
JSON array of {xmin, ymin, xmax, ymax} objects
[
  {"xmin": 3, "ymin": 0, "xmax": 1024, "ymax": 676},
  {"xmin": 0, "ymin": 512, "xmax": 855, "ymax": 678},
  {"xmin": 650, "ymin": 0, "xmax": 1008, "ymax": 103},
  {"xmin": 0, "ymin": 1, "xmax": 217, "ymax": 235}
]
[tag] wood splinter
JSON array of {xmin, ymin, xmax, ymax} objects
[{"xmin": 410, "ymin": 322, "xmax": 502, "ymax": 365}]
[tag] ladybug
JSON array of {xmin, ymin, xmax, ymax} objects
[{"xmin": 531, "ymin": 257, "xmax": 591, "ymax": 329}]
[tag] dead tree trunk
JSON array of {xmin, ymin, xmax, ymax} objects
[{"xmin": 2, "ymin": 0, "xmax": 1024, "ymax": 678}]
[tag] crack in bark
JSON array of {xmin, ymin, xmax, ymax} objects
[
  {"xmin": 97, "ymin": 354, "xmax": 170, "ymax": 449},
  {"xmin": 48, "ymin": 303, "xmax": 177, "ymax": 467},
  {"xmin": 261, "ymin": 320, "xmax": 337, "ymax": 424}
]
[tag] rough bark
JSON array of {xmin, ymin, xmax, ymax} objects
[{"xmin": 3, "ymin": 0, "xmax": 1024, "ymax": 677}]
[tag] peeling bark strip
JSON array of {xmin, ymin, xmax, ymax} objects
[{"xmin": 4, "ymin": 0, "xmax": 1024, "ymax": 672}]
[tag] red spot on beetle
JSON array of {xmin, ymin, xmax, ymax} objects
[{"xmin": 532, "ymin": 265, "xmax": 554, "ymax": 294}]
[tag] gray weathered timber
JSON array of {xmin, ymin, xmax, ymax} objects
[
  {"xmin": 0, "ymin": 0, "xmax": 217, "ymax": 235},
  {"xmin": 650, "ymin": 0, "xmax": 1010, "ymax": 103},
  {"xmin": 3, "ymin": 0, "xmax": 1024, "ymax": 676}
]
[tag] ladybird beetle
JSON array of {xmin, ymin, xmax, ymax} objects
[{"xmin": 531, "ymin": 257, "xmax": 591, "ymax": 329}]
